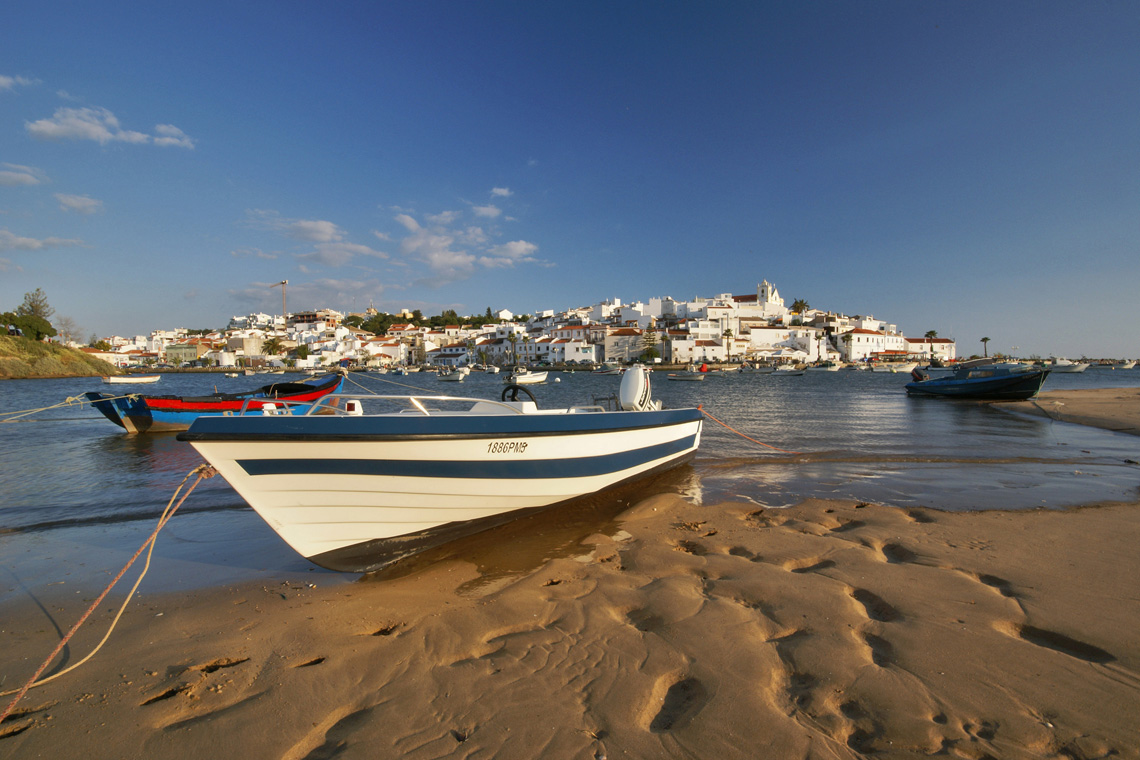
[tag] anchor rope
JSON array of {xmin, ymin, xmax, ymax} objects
[
  {"xmin": 699, "ymin": 406, "xmax": 804, "ymax": 455},
  {"xmin": 0, "ymin": 464, "xmax": 217, "ymax": 723},
  {"xmin": 0, "ymin": 392, "xmax": 140, "ymax": 423}
]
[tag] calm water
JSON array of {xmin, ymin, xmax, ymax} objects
[{"xmin": 2, "ymin": 368, "xmax": 1139, "ymax": 592}]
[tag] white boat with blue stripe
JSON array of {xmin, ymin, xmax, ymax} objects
[{"xmin": 178, "ymin": 368, "xmax": 702, "ymax": 572}]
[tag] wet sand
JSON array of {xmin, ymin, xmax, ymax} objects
[
  {"xmin": 3, "ymin": 389, "xmax": 1140, "ymax": 758},
  {"xmin": 994, "ymin": 387, "xmax": 1140, "ymax": 436}
]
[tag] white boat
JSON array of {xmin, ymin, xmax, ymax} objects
[
  {"xmin": 1049, "ymin": 358, "xmax": 1089, "ymax": 373},
  {"xmin": 102, "ymin": 374, "xmax": 161, "ymax": 384},
  {"xmin": 505, "ymin": 367, "xmax": 548, "ymax": 384},
  {"xmin": 871, "ymin": 362, "xmax": 918, "ymax": 373},
  {"xmin": 179, "ymin": 368, "xmax": 702, "ymax": 572},
  {"xmin": 437, "ymin": 366, "xmax": 470, "ymax": 382},
  {"xmin": 666, "ymin": 372, "xmax": 706, "ymax": 381},
  {"xmin": 805, "ymin": 361, "xmax": 840, "ymax": 372},
  {"xmin": 773, "ymin": 365, "xmax": 804, "ymax": 376}
]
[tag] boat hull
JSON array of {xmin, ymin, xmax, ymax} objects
[
  {"xmin": 905, "ymin": 368, "xmax": 1049, "ymax": 400},
  {"xmin": 85, "ymin": 374, "xmax": 344, "ymax": 433},
  {"xmin": 179, "ymin": 407, "xmax": 703, "ymax": 571}
]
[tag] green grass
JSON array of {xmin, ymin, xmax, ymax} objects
[{"xmin": 0, "ymin": 335, "xmax": 118, "ymax": 379}]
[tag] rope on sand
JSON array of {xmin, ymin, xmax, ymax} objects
[
  {"xmin": 699, "ymin": 406, "xmax": 804, "ymax": 455},
  {"xmin": 0, "ymin": 464, "xmax": 217, "ymax": 724}
]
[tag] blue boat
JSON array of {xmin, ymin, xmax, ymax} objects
[
  {"xmin": 905, "ymin": 361, "xmax": 1049, "ymax": 400},
  {"xmin": 85, "ymin": 372, "xmax": 345, "ymax": 433}
]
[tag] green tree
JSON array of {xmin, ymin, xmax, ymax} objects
[
  {"xmin": 263, "ymin": 337, "xmax": 285, "ymax": 356},
  {"xmin": 16, "ymin": 288, "xmax": 54, "ymax": 321},
  {"xmin": 925, "ymin": 330, "xmax": 938, "ymax": 361},
  {"xmin": 1, "ymin": 310, "xmax": 56, "ymax": 341},
  {"xmin": 980, "ymin": 336, "xmax": 991, "ymax": 358},
  {"xmin": 642, "ymin": 330, "xmax": 660, "ymax": 360},
  {"xmin": 790, "ymin": 299, "xmax": 809, "ymax": 314},
  {"xmin": 294, "ymin": 344, "xmax": 310, "ymax": 360}
]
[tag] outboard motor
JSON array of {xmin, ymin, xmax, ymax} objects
[
  {"xmin": 619, "ymin": 367, "xmax": 661, "ymax": 411},
  {"xmin": 911, "ymin": 368, "xmax": 930, "ymax": 382}
]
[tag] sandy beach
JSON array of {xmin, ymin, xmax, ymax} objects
[{"xmin": 3, "ymin": 388, "xmax": 1139, "ymax": 758}]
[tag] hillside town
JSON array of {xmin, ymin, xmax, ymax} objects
[{"xmin": 78, "ymin": 280, "xmax": 958, "ymax": 370}]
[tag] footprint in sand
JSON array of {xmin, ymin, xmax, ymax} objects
[
  {"xmin": 647, "ymin": 677, "xmax": 708, "ymax": 732},
  {"xmin": 995, "ymin": 622, "xmax": 1115, "ymax": 664}
]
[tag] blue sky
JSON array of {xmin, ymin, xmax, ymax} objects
[{"xmin": 2, "ymin": 1, "xmax": 1137, "ymax": 358}]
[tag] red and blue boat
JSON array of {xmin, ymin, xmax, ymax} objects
[{"xmin": 85, "ymin": 372, "xmax": 345, "ymax": 433}]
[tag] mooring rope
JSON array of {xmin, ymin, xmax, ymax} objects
[
  {"xmin": 0, "ymin": 393, "xmax": 139, "ymax": 424},
  {"xmin": 0, "ymin": 464, "xmax": 217, "ymax": 723},
  {"xmin": 699, "ymin": 406, "xmax": 804, "ymax": 455},
  {"xmin": 342, "ymin": 368, "xmax": 443, "ymax": 394}
]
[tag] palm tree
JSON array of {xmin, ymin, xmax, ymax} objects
[
  {"xmin": 924, "ymin": 330, "xmax": 937, "ymax": 362},
  {"xmin": 791, "ymin": 299, "xmax": 809, "ymax": 314},
  {"xmin": 722, "ymin": 328, "xmax": 734, "ymax": 362},
  {"xmin": 262, "ymin": 337, "xmax": 284, "ymax": 356},
  {"xmin": 980, "ymin": 337, "xmax": 991, "ymax": 358},
  {"xmin": 843, "ymin": 332, "xmax": 854, "ymax": 362}
]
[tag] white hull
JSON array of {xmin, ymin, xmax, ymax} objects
[
  {"xmin": 506, "ymin": 370, "xmax": 547, "ymax": 384},
  {"xmin": 102, "ymin": 374, "xmax": 161, "ymax": 384},
  {"xmin": 181, "ymin": 378, "xmax": 701, "ymax": 572},
  {"xmin": 871, "ymin": 362, "xmax": 918, "ymax": 373}
]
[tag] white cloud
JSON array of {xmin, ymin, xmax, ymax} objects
[
  {"xmin": 492, "ymin": 240, "xmax": 538, "ymax": 260},
  {"xmin": 231, "ymin": 246, "xmax": 277, "ymax": 260},
  {"xmin": 479, "ymin": 240, "xmax": 539, "ymax": 268},
  {"xmin": 388, "ymin": 206, "xmax": 547, "ymax": 286},
  {"xmin": 426, "ymin": 210, "xmax": 460, "ymax": 226},
  {"xmin": 55, "ymin": 193, "xmax": 103, "ymax": 214},
  {"xmin": 153, "ymin": 124, "xmax": 196, "ymax": 149},
  {"xmin": 245, "ymin": 210, "xmax": 344, "ymax": 242},
  {"xmin": 0, "ymin": 75, "xmax": 37, "ymax": 92},
  {"xmin": 491, "ymin": 187, "xmax": 512, "ymax": 197},
  {"xmin": 25, "ymin": 106, "xmax": 194, "ymax": 148},
  {"xmin": 0, "ymin": 228, "xmax": 84, "ymax": 251},
  {"xmin": 472, "ymin": 204, "xmax": 501, "ymax": 218},
  {"xmin": 395, "ymin": 213, "xmax": 420, "ymax": 233},
  {"xmin": 0, "ymin": 164, "xmax": 46, "ymax": 186},
  {"xmin": 288, "ymin": 219, "xmax": 344, "ymax": 243},
  {"xmin": 298, "ymin": 241, "xmax": 388, "ymax": 267}
]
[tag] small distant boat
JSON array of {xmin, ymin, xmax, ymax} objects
[
  {"xmin": 1049, "ymin": 358, "xmax": 1089, "ymax": 373},
  {"xmin": 102, "ymin": 374, "xmax": 161, "ymax": 384},
  {"xmin": 224, "ymin": 372, "xmax": 240, "ymax": 378},
  {"xmin": 805, "ymin": 361, "xmax": 840, "ymax": 372},
  {"xmin": 871, "ymin": 362, "xmax": 918, "ymax": 373},
  {"xmin": 666, "ymin": 372, "xmax": 706, "ymax": 381},
  {"xmin": 178, "ymin": 367, "xmax": 702, "ymax": 571},
  {"xmin": 592, "ymin": 363, "xmax": 623, "ymax": 375},
  {"xmin": 773, "ymin": 365, "xmax": 804, "ymax": 376},
  {"xmin": 505, "ymin": 367, "xmax": 547, "ymax": 384},
  {"xmin": 437, "ymin": 366, "xmax": 470, "ymax": 382},
  {"xmin": 905, "ymin": 361, "xmax": 1049, "ymax": 400},
  {"xmin": 85, "ymin": 373, "xmax": 345, "ymax": 433},
  {"xmin": 1098, "ymin": 360, "xmax": 1137, "ymax": 370}
]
